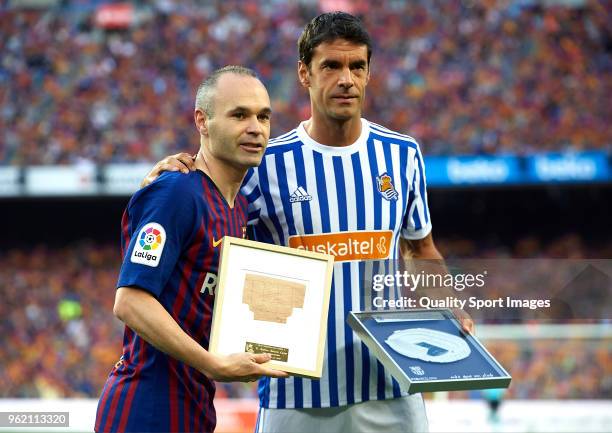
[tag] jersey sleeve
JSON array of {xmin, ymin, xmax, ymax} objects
[
  {"xmin": 240, "ymin": 167, "xmax": 262, "ymax": 226},
  {"xmin": 117, "ymin": 173, "xmax": 197, "ymax": 297},
  {"xmin": 401, "ymin": 142, "xmax": 433, "ymax": 240}
]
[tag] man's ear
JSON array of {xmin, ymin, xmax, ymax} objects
[
  {"xmin": 194, "ymin": 108, "xmax": 209, "ymax": 136},
  {"xmin": 298, "ymin": 61, "xmax": 310, "ymax": 88}
]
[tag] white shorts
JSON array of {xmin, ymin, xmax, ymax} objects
[{"xmin": 255, "ymin": 394, "xmax": 429, "ymax": 433}]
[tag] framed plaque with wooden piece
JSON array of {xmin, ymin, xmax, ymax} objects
[{"xmin": 209, "ymin": 236, "xmax": 334, "ymax": 378}]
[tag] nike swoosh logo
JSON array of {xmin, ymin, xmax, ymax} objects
[{"xmin": 212, "ymin": 237, "xmax": 223, "ymax": 248}]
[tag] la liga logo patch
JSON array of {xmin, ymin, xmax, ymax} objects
[
  {"xmin": 139, "ymin": 226, "xmax": 162, "ymax": 250},
  {"xmin": 131, "ymin": 222, "xmax": 166, "ymax": 267}
]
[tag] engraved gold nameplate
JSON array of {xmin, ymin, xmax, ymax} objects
[{"xmin": 245, "ymin": 341, "xmax": 289, "ymax": 362}]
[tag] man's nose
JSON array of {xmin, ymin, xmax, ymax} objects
[
  {"xmin": 245, "ymin": 115, "xmax": 263, "ymax": 135},
  {"xmin": 338, "ymin": 67, "xmax": 354, "ymax": 89}
]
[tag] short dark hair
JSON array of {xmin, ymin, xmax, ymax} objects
[
  {"xmin": 195, "ymin": 65, "xmax": 258, "ymax": 117},
  {"xmin": 298, "ymin": 12, "xmax": 372, "ymax": 67}
]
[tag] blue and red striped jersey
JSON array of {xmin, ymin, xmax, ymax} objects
[{"xmin": 95, "ymin": 170, "xmax": 248, "ymax": 433}]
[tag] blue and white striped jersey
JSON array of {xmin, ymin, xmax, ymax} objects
[{"xmin": 241, "ymin": 118, "xmax": 432, "ymax": 409}]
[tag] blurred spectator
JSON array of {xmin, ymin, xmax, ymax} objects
[
  {"xmin": 0, "ymin": 0, "xmax": 610, "ymax": 165},
  {"xmin": 450, "ymin": 338, "xmax": 612, "ymax": 400}
]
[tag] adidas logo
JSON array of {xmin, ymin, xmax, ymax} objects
[{"xmin": 289, "ymin": 186, "xmax": 313, "ymax": 203}]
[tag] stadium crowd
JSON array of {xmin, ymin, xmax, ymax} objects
[
  {"xmin": 0, "ymin": 0, "xmax": 610, "ymax": 165},
  {"xmin": 1, "ymin": 0, "xmax": 610, "ymax": 404},
  {"xmin": 1, "ymin": 236, "xmax": 610, "ymax": 400}
]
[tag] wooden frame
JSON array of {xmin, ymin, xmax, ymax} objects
[{"xmin": 209, "ymin": 236, "xmax": 334, "ymax": 378}]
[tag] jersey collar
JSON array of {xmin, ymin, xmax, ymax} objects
[{"xmin": 296, "ymin": 118, "xmax": 369, "ymax": 155}]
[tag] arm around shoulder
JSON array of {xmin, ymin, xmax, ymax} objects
[{"xmin": 140, "ymin": 152, "xmax": 196, "ymax": 188}]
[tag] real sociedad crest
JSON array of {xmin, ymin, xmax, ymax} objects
[
  {"xmin": 409, "ymin": 366, "xmax": 425, "ymax": 376},
  {"xmin": 376, "ymin": 172, "xmax": 399, "ymax": 201}
]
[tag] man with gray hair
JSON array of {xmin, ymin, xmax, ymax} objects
[{"xmin": 95, "ymin": 66, "xmax": 286, "ymax": 433}]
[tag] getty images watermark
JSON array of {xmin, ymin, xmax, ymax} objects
[
  {"xmin": 363, "ymin": 259, "xmax": 611, "ymax": 320},
  {"xmin": 371, "ymin": 269, "xmax": 551, "ymax": 310}
]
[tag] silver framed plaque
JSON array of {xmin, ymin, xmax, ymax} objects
[
  {"xmin": 209, "ymin": 236, "xmax": 334, "ymax": 378},
  {"xmin": 348, "ymin": 309, "xmax": 511, "ymax": 393}
]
